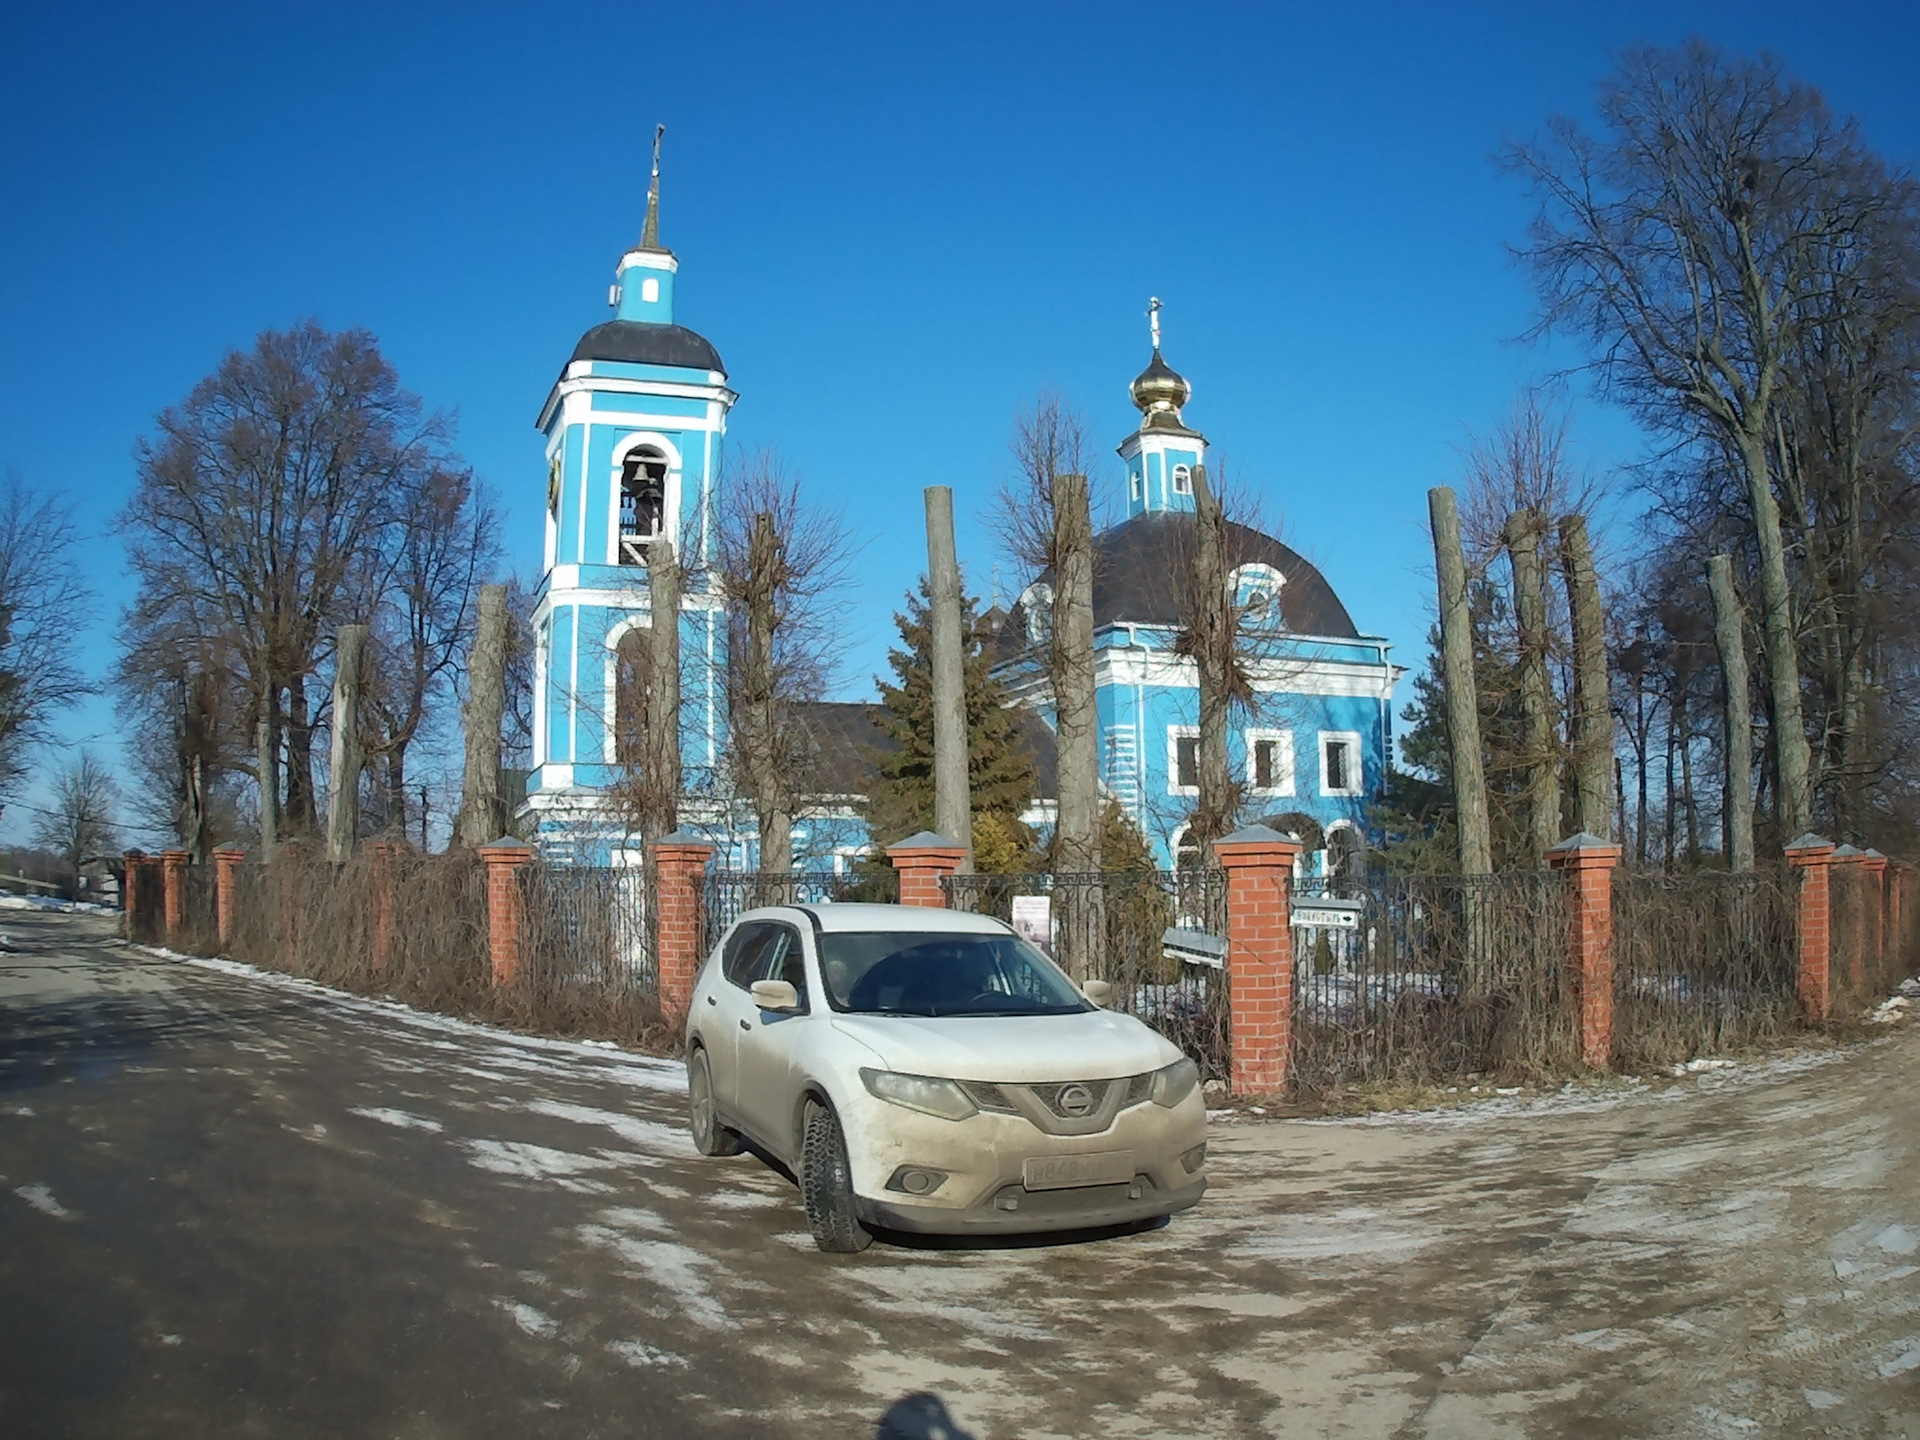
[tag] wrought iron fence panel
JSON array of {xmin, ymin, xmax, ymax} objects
[
  {"xmin": 943, "ymin": 870, "xmax": 1232, "ymax": 1081},
  {"xmin": 701, "ymin": 869, "xmax": 900, "ymax": 952},
  {"xmin": 1290, "ymin": 871, "xmax": 1576, "ymax": 1093},
  {"xmin": 1611, "ymin": 867, "xmax": 1799, "ymax": 1067},
  {"xmin": 521, "ymin": 865, "xmax": 655, "ymax": 993}
]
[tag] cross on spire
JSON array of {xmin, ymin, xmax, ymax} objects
[
  {"xmin": 1148, "ymin": 296, "xmax": 1163, "ymax": 352},
  {"xmin": 639, "ymin": 123, "xmax": 666, "ymax": 250}
]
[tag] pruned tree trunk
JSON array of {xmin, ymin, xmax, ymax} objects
[
  {"xmin": 1050, "ymin": 472, "xmax": 1099, "ymax": 874},
  {"xmin": 455, "ymin": 584, "xmax": 509, "ymax": 847},
  {"xmin": 1050, "ymin": 471, "xmax": 1100, "ymax": 980},
  {"xmin": 1187, "ymin": 465, "xmax": 1238, "ymax": 853},
  {"xmin": 256, "ymin": 712, "xmax": 278, "ymax": 856},
  {"xmin": 644, "ymin": 543, "xmax": 683, "ymax": 842},
  {"xmin": 924, "ymin": 486, "xmax": 972, "ymax": 868},
  {"xmin": 1428, "ymin": 487, "xmax": 1492, "ymax": 875},
  {"xmin": 1557, "ymin": 514, "xmax": 1612, "ymax": 840},
  {"xmin": 326, "ymin": 624, "xmax": 367, "ymax": 863},
  {"xmin": 739, "ymin": 511, "xmax": 792, "ymax": 874},
  {"xmin": 285, "ymin": 677, "xmax": 316, "ymax": 831},
  {"xmin": 1707, "ymin": 554, "xmax": 1755, "ymax": 872},
  {"xmin": 1504, "ymin": 508, "xmax": 1560, "ymax": 865},
  {"xmin": 1737, "ymin": 435, "xmax": 1812, "ymax": 839}
]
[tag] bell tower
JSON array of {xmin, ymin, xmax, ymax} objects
[
  {"xmin": 1118, "ymin": 297, "xmax": 1207, "ymax": 518},
  {"xmin": 523, "ymin": 126, "xmax": 737, "ymax": 857}
]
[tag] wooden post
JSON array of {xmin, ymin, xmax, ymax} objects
[
  {"xmin": 651, "ymin": 832, "xmax": 715, "ymax": 1025},
  {"xmin": 455, "ymin": 585, "xmax": 510, "ymax": 848},
  {"xmin": 1707, "ymin": 555, "xmax": 1755, "ymax": 872},
  {"xmin": 213, "ymin": 846, "xmax": 246, "ymax": 951},
  {"xmin": 923, "ymin": 487, "xmax": 972, "ymax": 869},
  {"xmin": 1215, "ymin": 825, "xmax": 1302, "ymax": 1097},
  {"xmin": 327, "ymin": 623, "xmax": 367, "ymax": 864},
  {"xmin": 477, "ymin": 838, "xmax": 534, "ymax": 986},
  {"xmin": 1429, "ymin": 487, "xmax": 1491, "ymax": 874},
  {"xmin": 1785, "ymin": 834, "xmax": 1836, "ymax": 1022},
  {"xmin": 885, "ymin": 831, "xmax": 969, "ymax": 909},
  {"xmin": 161, "ymin": 849, "xmax": 189, "ymax": 944},
  {"xmin": 1547, "ymin": 833, "xmax": 1622, "ymax": 1069}
]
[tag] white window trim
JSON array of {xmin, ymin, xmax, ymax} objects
[
  {"xmin": 1244, "ymin": 727, "xmax": 1295, "ymax": 797},
  {"xmin": 1319, "ymin": 730, "xmax": 1364, "ymax": 797},
  {"xmin": 1165, "ymin": 724, "xmax": 1199, "ymax": 797},
  {"xmin": 601, "ymin": 615, "xmax": 653, "ymax": 764},
  {"xmin": 607, "ymin": 431, "xmax": 684, "ymax": 566},
  {"xmin": 1169, "ymin": 821, "xmax": 1202, "ymax": 870},
  {"xmin": 1171, "ymin": 463, "xmax": 1193, "ymax": 495}
]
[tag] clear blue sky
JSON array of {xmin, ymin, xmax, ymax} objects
[{"xmin": 2, "ymin": 1, "xmax": 1916, "ymax": 845}]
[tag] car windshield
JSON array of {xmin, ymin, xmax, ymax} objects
[{"xmin": 816, "ymin": 930, "xmax": 1090, "ymax": 1017}]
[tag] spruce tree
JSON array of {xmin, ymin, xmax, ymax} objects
[{"xmin": 865, "ymin": 580, "xmax": 1036, "ymax": 848}]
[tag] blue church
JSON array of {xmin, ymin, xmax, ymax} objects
[{"xmin": 520, "ymin": 152, "xmax": 1398, "ymax": 875}]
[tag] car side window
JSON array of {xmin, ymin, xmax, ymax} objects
[
  {"xmin": 722, "ymin": 923, "xmax": 774, "ymax": 990},
  {"xmin": 759, "ymin": 925, "xmax": 810, "ymax": 1012}
]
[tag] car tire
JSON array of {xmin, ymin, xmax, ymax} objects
[
  {"xmin": 687, "ymin": 1046, "xmax": 741, "ymax": 1157},
  {"xmin": 800, "ymin": 1100, "xmax": 873, "ymax": 1254}
]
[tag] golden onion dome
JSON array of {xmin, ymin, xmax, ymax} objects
[{"xmin": 1129, "ymin": 350, "xmax": 1192, "ymax": 427}]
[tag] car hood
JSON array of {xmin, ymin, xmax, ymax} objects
[{"xmin": 829, "ymin": 1009, "xmax": 1179, "ymax": 1082}]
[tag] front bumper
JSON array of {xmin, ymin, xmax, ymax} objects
[{"xmin": 859, "ymin": 1170, "xmax": 1206, "ymax": 1235}]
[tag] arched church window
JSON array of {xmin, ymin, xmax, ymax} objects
[
  {"xmin": 619, "ymin": 448, "xmax": 668, "ymax": 565},
  {"xmin": 641, "ymin": 277, "xmax": 660, "ymax": 303},
  {"xmin": 613, "ymin": 625, "xmax": 652, "ymax": 764},
  {"xmin": 1171, "ymin": 464, "xmax": 1193, "ymax": 496},
  {"xmin": 547, "ymin": 453, "xmax": 562, "ymax": 516}
]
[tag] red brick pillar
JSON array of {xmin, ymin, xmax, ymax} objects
[
  {"xmin": 1547, "ymin": 832, "xmax": 1623, "ymax": 1070},
  {"xmin": 161, "ymin": 849, "xmax": 190, "ymax": 943},
  {"xmin": 1214, "ymin": 825, "xmax": 1303, "ymax": 1097},
  {"xmin": 122, "ymin": 850, "xmax": 145, "ymax": 940},
  {"xmin": 213, "ymin": 846, "xmax": 245, "ymax": 950},
  {"xmin": 367, "ymin": 841, "xmax": 405, "ymax": 974},
  {"xmin": 885, "ymin": 831, "xmax": 968, "ymax": 908},
  {"xmin": 477, "ymin": 838, "xmax": 535, "ymax": 987},
  {"xmin": 652, "ymin": 833, "xmax": 716, "ymax": 1026},
  {"xmin": 1786, "ymin": 834, "xmax": 1836, "ymax": 1022}
]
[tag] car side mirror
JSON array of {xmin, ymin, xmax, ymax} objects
[
  {"xmin": 750, "ymin": 979, "xmax": 801, "ymax": 1012},
  {"xmin": 1083, "ymin": 979, "xmax": 1112, "ymax": 1007}
]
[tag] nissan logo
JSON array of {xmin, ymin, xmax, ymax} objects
[{"xmin": 1057, "ymin": 1084, "xmax": 1095, "ymax": 1117}]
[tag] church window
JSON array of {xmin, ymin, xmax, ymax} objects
[
  {"xmin": 1173, "ymin": 733, "xmax": 1199, "ymax": 790},
  {"xmin": 1320, "ymin": 731, "xmax": 1362, "ymax": 796},
  {"xmin": 1131, "ymin": 470, "xmax": 1142, "ymax": 501},
  {"xmin": 1171, "ymin": 824, "xmax": 1202, "ymax": 872},
  {"xmin": 1171, "ymin": 464, "xmax": 1193, "ymax": 496},
  {"xmin": 613, "ymin": 625, "xmax": 652, "ymax": 764},
  {"xmin": 547, "ymin": 453, "xmax": 562, "ymax": 516},
  {"xmin": 1246, "ymin": 730, "xmax": 1293, "ymax": 795},
  {"xmin": 618, "ymin": 447, "xmax": 668, "ymax": 564},
  {"xmin": 641, "ymin": 277, "xmax": 660, "ymax": 303}
]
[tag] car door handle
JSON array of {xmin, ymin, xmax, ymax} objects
[
  {"xmin": 738, "ymin": 1018, "xmax": 751, "ymax": 1032},
  {"xmin": 707, "ymin": 995, "xmax": 717, "ymax": 1006}
]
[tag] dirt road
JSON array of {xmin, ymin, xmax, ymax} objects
[{"xmin": 0, "ymin": 909, "xmax": 1914, "ymax": 1438}]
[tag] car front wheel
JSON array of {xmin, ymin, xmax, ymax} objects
[
  {"xmin": 687, "ymin": 1046, "xmax": 741, "ymax": 1157},
  {"xmin": 800, "ymin": 1101, "xmax": 873, "ymax": 1254}
]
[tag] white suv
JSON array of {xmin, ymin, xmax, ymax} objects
[{"xmin": 684, "ymin": 902, "xmax": 1208, "ymax": 1252}]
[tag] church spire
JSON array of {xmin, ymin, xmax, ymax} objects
[{"xmin": 639, "ymin": 124, "xmax": 665, "ymax": 251}]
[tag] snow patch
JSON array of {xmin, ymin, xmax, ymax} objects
[
  {"xmin": 577, "ymin": 1224, "xmax": 728, "ymax": 1329},
  {"xmin": 14, "ymin": 1184, "xmax": 72, "ymax": 1218},
  {"xmin": 607, "ymin": 1339, "xmax": 688, "ymax": 1368},
  {"xmin": 523, "ymin": 1100, "xmax": 693, "ymax": 1158},
  {"xmin": 1803, "ymin": 1389, "xmax": 1843, "ymax": 1411},
  {"xmin": 1873, "ymin": 1224, "xmax": 1918, "ymax": 1256},
  {"xmin": 348, "ymin": 1106, "xmax": 444, "ymax": 1133},
  {"xmin": 1878, "ymin": 1341, "xmax": 1920, "ymax": 1379},
  {"xmin": 498, "ymin": 1300, "xmax": 559, "ymax": 1338},
  {"xmin": 463, "ymin": 1139, "xmax": 622, "ymax": 1192}
]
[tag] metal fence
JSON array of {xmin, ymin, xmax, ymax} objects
[
  {"xmin": 521, "ymin": 865, "xmax": 655, "ymax": 993},
  {"xmin": 942, "ymin": 870, "xmax": 1232, "ymax": 1082},
  {"xmin": 702, "ymin": 869, "xmax": 900, "ymax": 952},
  {"xmin": 1611, "ymin": 867, "xmax": 1799, "ymax": 1067},
  {"xmin": 1289, "ymin": 871, "xmax": 1576, "ymax": 1093}
]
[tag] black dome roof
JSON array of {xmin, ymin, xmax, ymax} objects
[
  {"xmin": 569, "ymin": 320, "xmax": 725, "ymax": 375},
  {"xmin": 997, "ymin": 510, "xmax": 1360, "ymax": 649}
]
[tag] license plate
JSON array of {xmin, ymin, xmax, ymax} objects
[{"xmin": 1022, "ymin": 1150, "xmax": 1135, "ymax": 1190}]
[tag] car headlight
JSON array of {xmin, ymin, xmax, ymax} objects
[
  {"xmin": 859, "ymin": 1068, "xmax": 978, "ymax": 1121},
  {"xmin": 1149, "ymin": 1056, "xmax": 1200, "ymax": 1109}
]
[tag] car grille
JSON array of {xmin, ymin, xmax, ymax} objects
[{"xmin": 958, "ymin": 1074, "xmax": 1157, "ymax": 1134}]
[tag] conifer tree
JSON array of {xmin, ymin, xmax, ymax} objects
[{"xmin": 866, "ymin": 580, "xmax": 1036, "ymax": 849}]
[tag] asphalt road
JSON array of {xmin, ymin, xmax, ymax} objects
[{"xmin": 1, "ymin": 909, "xmax": 1916, "ymax": 1439}]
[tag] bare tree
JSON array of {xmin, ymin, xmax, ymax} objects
[
  {"xmin": 32, "ymin": 752, "xmax": 119, "ymax": 883},
  {"xmin": 454, "ymin": 585, "xmax": 509, "ymax": 847},
  {"xmin": 1428, "ymin": 487, "xmax": 1492, "ymax": 874},
  {"xmin": 1558, "ymin": 513, "xmax": 1613, "ymax": 839},
  {"xmin": 924, "ymin": 488, "xmax": 972, "ymax": 864},
  {"xmin": 1707, "ymin": 554, "xmax": 1757, "ymax": 870},
  {"xmin": 717, "ymin": 451, "xmax": 854, "ymax": 873},
  {"xmin": 1174, "ymin": 464, "xmax": 1249, "ymax": 853},
  {"xmin": 1507, "ymin": 41, "xmax": 1904, "ymax": 840},
  {"xmin": 0, "ymin": 473, "xmax": 94, "ymax": 794},
  {"xmin": 326, "ymin": 624, "xmax": 367, "ymax": 862},
  {"xmin": 1503, "ymin": 508, "xmax": 1561, "ymax": 863}
]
